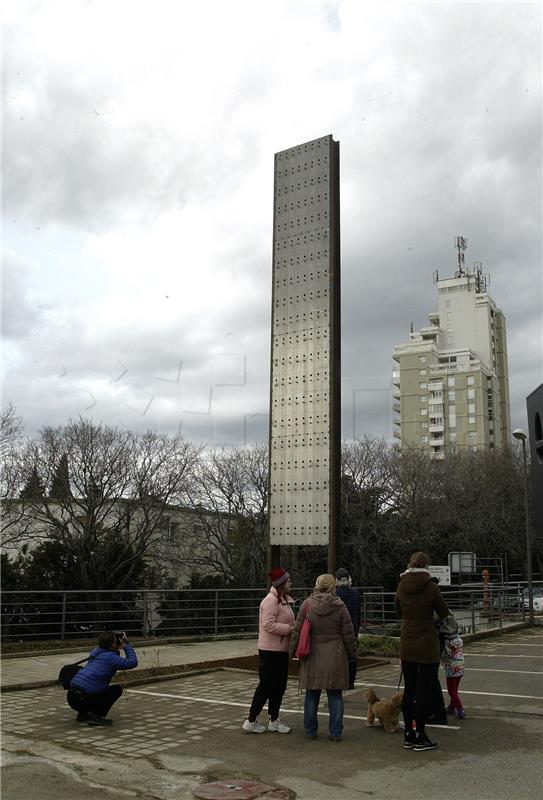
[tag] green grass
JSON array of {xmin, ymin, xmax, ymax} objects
[{"xmin": 358, "ymin": 634, "xmax": 399, "ymax": 658}]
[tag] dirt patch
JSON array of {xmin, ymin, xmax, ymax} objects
[{"xmin": 114, "ymin": 653, "xmax": 388, "ymax": 684}]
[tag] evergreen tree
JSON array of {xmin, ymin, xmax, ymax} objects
[
  {"xmin": 50, "ymin": 453, "xmax": 72, "ymax": 499},
  {"xmin": 19, "ymin": 465, "xmax": 44, "ymax": 499}
]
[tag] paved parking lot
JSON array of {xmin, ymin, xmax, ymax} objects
[{"xmin": 2, "ymin": 628, "xmax": 542, "ymax": 800}]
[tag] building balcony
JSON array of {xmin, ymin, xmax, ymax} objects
[
  {"xmin": 393, "ymin": 402, "xmax": 401, "ymax": 413},
  {"xmin": 430, "ymin": 438, "xmax": 444, "ymax": 447},
  {"xmin": 428, "ymin": 379, "xmax": 443, "ymax": 389},
  {"xmin": 430, "ymin": 451, "xmax": 445, "ymax": 460},
  {"xmin": 428, "ymin": 404, "xmax": 444, "ymax": 416},
  {"xmin": 428, "ymin": 394, "xmax": 443, "ymax": 404},
  {"xmin": 392, "ymin": 371, "xmax": 400, "ymax": 384},
  {"xmin": 428, "ymin": 424, "xmax": 444, "ymax": 433},
  {"xmin": 393, "ymin": 429, "xmax": 401, "ymax": 439},
  {"xmin": 393, "ymin": 417, "xmax": 401, "ymax": 426}
]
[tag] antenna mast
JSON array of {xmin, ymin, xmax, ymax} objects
[{"xmin": 454, "ymin": 235, "xmax": 467, "ymax": 277}]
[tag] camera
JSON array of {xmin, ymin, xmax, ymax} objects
[{"xmin": 114, "ymin": 631, "xmax": 126, "ymax": 647}]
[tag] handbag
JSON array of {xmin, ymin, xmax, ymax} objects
[
  {"xmin": 294, "ymin": 602, "xmax": 312, "ymax": 660},
  {"xmin": 58, "ymin": 655, "xmax": 93, "ymax": 689}
]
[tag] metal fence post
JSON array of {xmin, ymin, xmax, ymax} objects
[
  {"xmin": 60, "ymin": 592, "xmax": 67, "ymax": 640},
  {"xmin": 362, "ymin": 592, "xmax": 367, "ymax": 634},
  {"xmin": 142, "ymin": 592, "xmax": 148, "ymax": 636},
  {"xmin": 214, "ymin": 591, "xmax": 219, "ymax": 635},
  {"xmin": 471, "ymin": 592, "xmax": 475, "ymax": 633}
]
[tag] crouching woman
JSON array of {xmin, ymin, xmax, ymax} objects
[{"xmin": 67, "ymin": 630, "xmax": 138, "ymax": 726}]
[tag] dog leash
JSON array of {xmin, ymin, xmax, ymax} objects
[{"xmin": 397, "ymin": 669, "xmax": 403, "ymax": 691}]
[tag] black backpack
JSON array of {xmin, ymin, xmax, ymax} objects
[{"xmin": 58, "ymin": 655, "xmax": 94, "ymax": 689}]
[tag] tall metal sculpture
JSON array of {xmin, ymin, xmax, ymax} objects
[{"xmin": 268, "ymin": 135, "xmax": 341, "ymax": 572}]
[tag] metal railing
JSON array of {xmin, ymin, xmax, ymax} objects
[{"xmin": 0, "ymin": 583, "xmax": 539, "ymax": 643}]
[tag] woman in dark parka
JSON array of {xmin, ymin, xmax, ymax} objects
[{"xmin": 395, "ymin": 551, "xmax": 449, "ymax": 751}]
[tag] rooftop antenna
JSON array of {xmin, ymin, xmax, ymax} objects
[
  {"xmin": 410, "ymin": 321, "xmax": 414, "ymax": 334},
  {"xmin": 432, "ymin": 269, "xmax": 439, "ymax": 283},
  {"xmin": 454, "ymin": 235, "xmax": 467, "ymax": 277},
  {"xmin": 473, "ymin": 261, "xmax": 487, "ymax": 293}
]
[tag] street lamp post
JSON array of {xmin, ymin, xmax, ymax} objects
[{"xmin": 513, "ymin": 428, "xmax": 534, "ymax": 625}]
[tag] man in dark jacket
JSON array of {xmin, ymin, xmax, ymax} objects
[
  {"xmin": 335, "ymin": 568, "xmax": 360, "ymax": 689},
  {"xmin": 67, "ymin": 630, "xmax": 138, "ymax": 726}
]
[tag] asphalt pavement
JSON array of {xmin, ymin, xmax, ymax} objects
[{"xmin": 1, "ymin": 627, "xmax": 542, "ymax": 800}]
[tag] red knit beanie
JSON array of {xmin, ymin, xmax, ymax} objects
[{"xmin": 268, "ymin": 567, "xmax": 290, "ymax": 587}]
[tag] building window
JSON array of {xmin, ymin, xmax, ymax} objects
[
  {"xmin": 447, "ymin": 312, "xmax": 452, "ymax": 320},
  {"xmin": 448, "ymin": 391, "xmax": 455, "ymax": 402},
  {"xmin": 468, "ymin": 403, "xmax": 476, "ymax": 414},
  {"xmin": 419, "ymin": 382, "xmax": 427, "ymax": 389},
  {"xmin": 469, "ymin": 432, "xmax": 477, "ymax": 441},
  {"xmin": 420, "ymin": 395, "xmax": 427, "ymax": 402},
  {"xmin": 421, "ymin": 421, "xmax": 428, "ymax": 429},
  {"xmin": 446, "ymin": 300, "xmax": 451, "ymax": 308},
  {"xmin": 447, "ymin": 336, "xmax": 453, "ymax": 345},
  {"xmin": 419, "ymin": 369, "xmax": 427, "ymax": 376},
  {"xmin": 419, "ymin": 356, "xmax": 426, "ymax": 363},
  {"xmin": 420, "ymin": 408, "xmax": 428, "ymax": 416},
  {"xmin": 467, "ymin": 376, "xmax": 475, "ymax": 386},
  {"xmin": 468, "ymin": 416, "xmax": 476, "ymax": 424},
  {"xmin": 448, "ymin": 377, "xmax": 455, "ymax": 388},
  {"xmin": 420, "ymin": 436, "xmax": 428, "ymax": 444},
  {"xmin": 467, "ymin": 388, "xmax": 475, "ymax": 400},
  {"xmin": 450, "ymin": 432, "xmax": 457, "ymax": 442}
]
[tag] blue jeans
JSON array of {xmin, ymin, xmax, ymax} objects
[{"xmin": 304, "ymin": 689, "xmax": 344, "ymax": 738}]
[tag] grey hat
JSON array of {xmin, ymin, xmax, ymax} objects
[{"xmin": 335, "ymin": 568, "xmax": 350, "ymax": 581}]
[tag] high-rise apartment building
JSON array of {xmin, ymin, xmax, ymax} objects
[{"xmin": 392, "ymin": 239, "xmax": 511, "ymax": 457}]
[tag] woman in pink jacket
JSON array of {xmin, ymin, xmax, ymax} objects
[{"xmin": 242, "ymin": 567, "xmax": 294, "ymax": 734}]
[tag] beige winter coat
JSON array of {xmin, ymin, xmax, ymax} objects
[{"xmin": 289, "ymin": 592, "xmax": 357, "ymax": 690}]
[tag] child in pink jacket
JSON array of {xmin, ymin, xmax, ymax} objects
[{"xmin": 242, "ymin": 568, "xmax": 294, "ymax": 734}]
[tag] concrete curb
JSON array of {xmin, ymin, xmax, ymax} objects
[{"xmin": 0, "ymin": 666, "xmax": 223, "ymax": 694}]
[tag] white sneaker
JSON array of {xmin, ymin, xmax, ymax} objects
[
  {"xmin": 268, "ymin": 719, "xmax": 291, "ymax": 734},
  {"xmin": 242, "ymin": 719, "xmax": 267, "ymax": 734}
]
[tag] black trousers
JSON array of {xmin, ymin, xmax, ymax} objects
[
  {"xmin": 67, "ymin": 685, "xmax": 123, "ymax": 718},
  {"xmin": 348, "ymin": 659, "xmax": 357, "ymax": 689},
  {"xmin": 248, "ymin": 650, "xmax": 289, "ymax": 721},
  {"xmin": 401, "ymin": 660, "xmax": 439, "ymax": 735}
]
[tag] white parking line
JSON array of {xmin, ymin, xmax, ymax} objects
[
  {"xmin": 355, "ymin": 682, "xmax": 543, "ymax": 701},
  {"xmin": 465, "ymin": 653, "xmax": 543, "ymax": 659},
  {"xmin": 126, "ymin": 688, "xmax": 461, "ymax": 731},
  {"xmin": 464, "ymin": 667, "xmax": 543, "ymax": 675}
]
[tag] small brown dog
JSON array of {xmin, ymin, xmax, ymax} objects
[{"xmin": 366, "ymin": 688, "xmax": 403, "ymax": 732}]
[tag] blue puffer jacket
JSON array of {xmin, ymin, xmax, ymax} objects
[
  {"xmin": 70, "ymin": 645, "xmax": 138, "ymax": 694},
  {"xmin": 336, "ymin": 586, "xmax": 361, "ymax": 634}
]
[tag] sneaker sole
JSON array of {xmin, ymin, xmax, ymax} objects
[{"xmin": 414, "ymin": 745, "xmax": 437, "ymax": 751}]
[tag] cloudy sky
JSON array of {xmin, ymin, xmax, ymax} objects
[{"xmin": 3, "ymin": 0, "xmax": 541, "ymax": 447}]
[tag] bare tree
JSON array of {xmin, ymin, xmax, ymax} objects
[
  {"xmin": 8, "ymin": 418, "xmax": 202, "ymax": 588},
  {"xmin": 0, "ymin": 404, "xmax": 36, "ymax": 549},
  {"xmin": 179, "ymin": 444, "xmax": 269, "ymax": 587}
]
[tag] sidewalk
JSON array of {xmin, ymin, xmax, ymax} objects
[{"xmin": 0, "ymin": 638, "xmax": 259, "ymax": 689}]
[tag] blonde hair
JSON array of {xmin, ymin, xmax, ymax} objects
[
  {"xmin": 408, "ymin": 551, "xmax": 429, "ymax": 569},
  {"xmin": 315, "ymin": 573, "xmax": 336, "ymax": 593}
]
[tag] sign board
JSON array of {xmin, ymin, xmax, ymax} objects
[
  {"xmin": 428, "ymin": 565, "xmax": 451, "ymax": 586},
  {"xmin": 448, "ymin": 552, "xmax": 476, "ymax": 575}
]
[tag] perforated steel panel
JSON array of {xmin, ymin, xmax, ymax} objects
[{"xmin": 269, "ymin": 135, "xmax": 341, "ymax": 547}]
